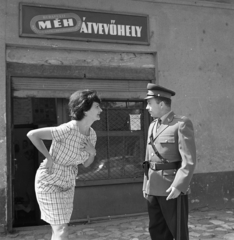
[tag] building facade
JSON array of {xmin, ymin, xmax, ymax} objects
[{"xmin": 1, "ymin": 0, "xmax": 234, "ymax": 232}]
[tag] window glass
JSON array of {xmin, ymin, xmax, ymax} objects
[{"xmin": 78, "ymin": 100, "xmax": 145, "ymax": 182}]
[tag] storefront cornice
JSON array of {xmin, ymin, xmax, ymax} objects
[{"xmin": 6, "ymin": 43, "xmax": 156, "ymax": 55}]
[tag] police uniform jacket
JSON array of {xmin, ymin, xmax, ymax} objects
[{"xmin": 143, "ymin": 111, "xmax": 196, "ymax": 196}]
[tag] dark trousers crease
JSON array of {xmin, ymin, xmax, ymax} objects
[{"xmin": 147, "ymin": 195, "xmax": 189, "ymax": 240}]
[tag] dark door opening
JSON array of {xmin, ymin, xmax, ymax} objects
[
  {"xmin": 12, "ymin": 98, "xmax": 58, "ymax": 227},
  {"xmin": 13, "ymin": 126, "xmax": 42, "ymax": 227}
]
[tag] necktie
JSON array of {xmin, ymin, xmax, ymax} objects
[
  {"xmin": 156, "ymin": 118, "xmax": 161, "ymax": 132},
  {"xmin": 152, "ymin": 118, "xmax": 161, "ymax": 139}
]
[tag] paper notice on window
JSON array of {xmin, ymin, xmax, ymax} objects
[{"xmin": 129, "ymin": 114, "xmax": 141, "ymax": 131}]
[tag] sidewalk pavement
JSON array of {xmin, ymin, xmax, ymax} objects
[{"xmin": 1, "ymin": 209, "xmax": 234, "ymax": 240}]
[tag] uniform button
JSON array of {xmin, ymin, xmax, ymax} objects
[
  {"xmin": 151, "ymin": 153, "xmax": 154, "ymax": 156},
  {"xmin": 165, "ymin": 140, "xmax": 168, "ymax": 143}
]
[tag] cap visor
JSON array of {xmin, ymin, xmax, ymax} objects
[{"xmin": 144, "ymin": 95, "xmax": 154, "ymax": 100}]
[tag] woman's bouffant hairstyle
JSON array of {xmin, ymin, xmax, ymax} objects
[{"xmin": 68, "ymin": 90, "xmax": 101, "ymax": 120}]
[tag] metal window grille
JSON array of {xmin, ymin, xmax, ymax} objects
[{"xmin": 77, "ymin": 100, "xmax": 146, "ymax": 182}]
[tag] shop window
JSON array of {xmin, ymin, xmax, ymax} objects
[{"xmin": 77, "ymin": 100, "xmax": 146, "ymax": 182}]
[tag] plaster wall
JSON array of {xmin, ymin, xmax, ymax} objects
[{"xmin": 152, "ymin": 4, "xmax": 234, "ymax": 173}]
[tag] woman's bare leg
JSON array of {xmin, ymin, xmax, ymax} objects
[{"xmin": 51, "ymin": 223, "xmax": 68, "ymax": 240}]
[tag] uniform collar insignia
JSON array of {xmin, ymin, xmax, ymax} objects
[{"xmin": 166, "ymin": 111, "xmax": 175, "ymax": 123}]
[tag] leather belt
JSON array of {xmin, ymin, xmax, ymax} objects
[
  {"xmin": 149, "ymin": 161, "xmax": 181, "ymax": 171},
  {"xmin": 142, "ymin": 161, "xmax": 181, "ymax": 179}
]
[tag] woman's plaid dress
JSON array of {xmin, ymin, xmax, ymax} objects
[{"xmin": 35, "ymin": 121, "xmax": 96, "ymax": 225}]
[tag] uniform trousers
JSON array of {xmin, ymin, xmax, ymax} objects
[{"xmin": 146, "ymin": 194, "xmax": 189, "ymax": 240}]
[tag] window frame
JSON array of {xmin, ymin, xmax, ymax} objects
[{"xmin": 76, "ymin": 99, "xmax": 150, "ymax": 187}]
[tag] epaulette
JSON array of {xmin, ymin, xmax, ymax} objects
[
  {"xmin": 173, "ymin": 115, "xmax": 188, "ymax": 121},
  {"xmin": 173, "ymin": 114, "xmax": 184, "ymax": 119}
]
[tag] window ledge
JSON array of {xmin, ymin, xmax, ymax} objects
[{"xmin": 76, "ymin": 177, "xmax": 143, "ymax": 187}]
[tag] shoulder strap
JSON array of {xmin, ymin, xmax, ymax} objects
[{"xmin": 149, "ymin": 135, "xmax": 168, "ymax": 163}]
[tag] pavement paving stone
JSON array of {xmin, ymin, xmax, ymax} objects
[
  {"xmin": 97, "ymin": 232, "xmax": 112, "ymax": 237},
  {"xmin": 2, "ymin": 210, "xmax": 234, "ymax": 240},
  {"xmin": 190, "ymin": 232, "xmax": 201, "ymax": 237},
  {"xmin": 214, "ymin": 227, "xmax": 228, "ymax": 231},
  {"xmin": 221, "ymin": 224, "xmax": 233, "ymax": 230},
  {"xmin": 209, "ymin": 220, "xmax": 225, "ymax": 225},
  {"xmin": 201, "ymin": 232, "xmax": 216, "ymax": 238},
  {"xmin": 224, "ymin": 233, "xmax": 234, "ymax": 239},
  {"xmin": 134, "ymin": 227, "xmax": 144, "ymax": 231}
]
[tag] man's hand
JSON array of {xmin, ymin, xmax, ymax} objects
[{"xmin": 166, "ymin": 186, "xmax": 181, "ymax": 200}]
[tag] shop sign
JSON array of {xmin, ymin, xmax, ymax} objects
[{"xmin": 20, "ymin": 4, "xmax": 150, "ymax": 45}]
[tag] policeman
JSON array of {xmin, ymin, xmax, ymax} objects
[{"xmin": 143, "ymin": 83, "xmax": 196, "ymax": 240}]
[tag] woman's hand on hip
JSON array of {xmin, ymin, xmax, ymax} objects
[{"xmin": 41, "ymin": 158, "xmax": 53, "ymax": 174}]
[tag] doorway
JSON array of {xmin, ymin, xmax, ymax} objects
[
  {"xmin": 12, "ymin": 98, "xmax": 59, "ymax": 227},
  {"xmin": 13, "ymin": 126, "xmax": 40, "ymax": 227}
]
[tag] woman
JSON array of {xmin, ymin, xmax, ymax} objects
[{"xmin": 27, "ymin": 90, "xmax": 102, "ymax": 240}]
